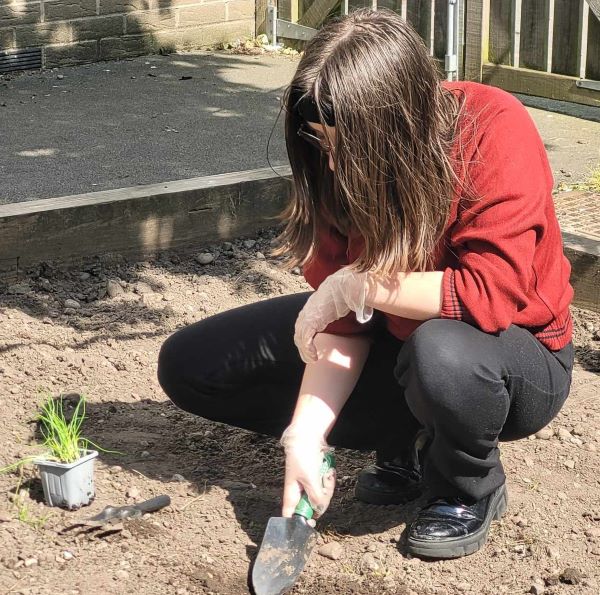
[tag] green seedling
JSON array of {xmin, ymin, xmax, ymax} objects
[
  {"xmin": 9, "ymin": 469, "xmax": 53, "ymax": 530},
  {"xmin": 0, "ymin": 393, "xmax": 118, "ymax": 473}
]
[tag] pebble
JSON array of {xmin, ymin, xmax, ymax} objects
[
  {"xmin": 24, "ymin": 558, "xmax": 38, "ymax": 567},
  {"xmin": 529, "ymin": 581, "xmax": 545, "ymax": 594},
  {"xmin": 291, "ymin": 267, "xmax": 302, "ymax": 275},
  {"xmin": 564, "ymin": 459, "xmax": 575, "ymax": 469},
  {"xmin": 256, "ymin": 252, "xmax": 266, "ymax": 260},
  {"xmin": 243, "ymin": 239, "xmax": 256, "ymax": 249},
  {"xmin": 584, "ymin": 527, "xmax": 600, "ymax": 539},
  {"xmin": 141, "ymin": 450, "xmax": 150, "ymax": 458},
  {"xmin": 171, "ymin": 474, "xmax": 186, "ymax": 482},
  {"xmin": 223, "ymin": 242, "xmax": 233, "ymax": 251},
  {"xmin": 57, "ymin": 74, "xmax": 64, "ymax": 80},
  {"xmin": 360, "ymin": 552, "xmax": 380, "ymax": 572},
  {"xmin": 195, "ymin": 253, "xmax": 215, "ymax": 265},
  {"xmin": 8, "ymin": 283, "xmax": 30, "ymax": 295},
  {"xmin": 572, "ymin": 425, "xmax": 585, "ymax": 436},
  {"xmin": 570, "ymin": 437, "xmax": 583, "ymax": 446},
  {"xmin": 79, "ymin": 272, "xmax": 90, "ymax": 281},
  {"xmin": 591, "ymin": 547, "xmax": 600, "ymax": 556},
  {"xmin": 106, "ymin": 279, "xmax": 124, "ymax": 298},
  {"xmin": 115, "ymin": 569, "xmax": 129, "ymax": 580},
  {"xmin": 584, "ymin": 321, "xmax": 595, "ymax": 333},
  {"xmin": 62, "ymin": 551, "xmax": 74, "ymax": 560},
  {"xmin": 535, "ymin": 427, "xmax": 553, "ymax": 440},
  {"xmin": 545, "ymin": 545, "xmax": 560, "ymax": 559},
  {"xmin": 557, "ymin": 428, "xmax": 572, "ymax": 440},
  {"xmin": 126, "ymin": 487, "xmax": 140, "ymax": 499},
  {"xmin": 134, "ymin": 281, "xmax": 153, "ymax": 295},
  {"xmin": 318, "ymin": 541, "xmax": 343, "ymax": 560},
  {"xmin": 64, "ymin": 298, "xmax": 81, "ymax": 309},
  {"xmin": 559, "ymin": 567, "xmax": 583, "ymax": 585}
]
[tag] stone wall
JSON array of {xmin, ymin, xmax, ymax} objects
[{"xmin": 0, "ymin": 0, "xmax": 255, "ymax": 68}]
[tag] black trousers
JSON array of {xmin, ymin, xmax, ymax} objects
[{"xmin": 157, "ymin": 293, "xmax": 574, "ymax": 501}]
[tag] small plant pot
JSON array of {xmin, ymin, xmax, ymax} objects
[{"xmin": 34, "ymin": 450, "xmax": 98, "ymax": 510}]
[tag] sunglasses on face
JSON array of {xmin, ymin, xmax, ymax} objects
[{"xmin": 297, "ymin": 124, "xmax": 334, "ymax": 154}]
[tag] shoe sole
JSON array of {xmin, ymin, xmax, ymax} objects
[
  {"xmin": 354, "ymin": 482, "xmax": 422, "ymax": 506},
  {"xmin": 406, "ymin": 484, "xmax": 508, "ymax": 559}
]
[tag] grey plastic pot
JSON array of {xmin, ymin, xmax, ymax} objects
[{"xmin": 34, "ymin": 450, "xmax": 98, "ymax": 510}]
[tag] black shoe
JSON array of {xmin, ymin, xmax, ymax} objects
[
  {"xmin": 406, "ymin": 483, "xmax": 508, "ymax": 559},
  {"xmin": 354, "ymin": 431, "xmax": 429, "ymax": 505}
]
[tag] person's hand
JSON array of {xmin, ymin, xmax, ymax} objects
[
  {"xmin": 281, "ymin": 425, "xmax": 336, "ymax": 521},
  {"xmin": 295, "ymin": 267, "xmax": 373, "ymax": 363}
]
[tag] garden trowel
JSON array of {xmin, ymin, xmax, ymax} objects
[{"xmin": 252, "ymin": 452, "xmax": 335, "ymax": 595}]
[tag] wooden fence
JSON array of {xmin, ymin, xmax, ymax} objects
[
  {"xmin": 259, "ymin": 0, "xmax": 600, "ymax": 106},
  {"xmin": 480, "ymin": 0, "xmax": 600, "ymax": 107}
]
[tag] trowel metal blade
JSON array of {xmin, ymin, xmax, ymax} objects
[{"xmin": 252, "ymin": 515, "xmax": 317, "ymax": 595}]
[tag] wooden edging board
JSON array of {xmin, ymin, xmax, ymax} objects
[
  {"xmin": 482, "ymin": 64, "xmax": 600, "ymax": 108},
  {"xmin": 0, "ymin": 166, "xmax": 292, "ymax": 277},
  {"xmin": 562, "ymin": 231, "xmax": 600, "ymax": 314},
  {"xmin": 0, "ymin": 166, "xmax": 597, "ymax": 312}
]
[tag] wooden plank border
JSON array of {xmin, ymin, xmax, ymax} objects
[
  {"xmin": 0, "ymin": 167, "xmax": 292, "ymax": 277},
  {"xmin": 563, "ymin": 231, "xmax": 600, "ymax": 313},
  {"xmin": 482, "ymin": 63, "xmax": 600, "ymax": 107}
]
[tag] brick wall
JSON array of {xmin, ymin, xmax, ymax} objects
[{"xmin": 0, "ymin": 0, "xmax": 255, "ymax": 68}]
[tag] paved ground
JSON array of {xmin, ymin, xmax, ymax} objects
[
  {"xmin": 0, "ymin": 52, "xmax": 599, "ymax": 204},
  {"xmin": 0, "ymin": 51, "xmax": 296, "ymax": 204}
]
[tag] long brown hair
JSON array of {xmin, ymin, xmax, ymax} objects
[{"xmin": 276, "ymin": 8, "xmax": 463, "ymax": 275}]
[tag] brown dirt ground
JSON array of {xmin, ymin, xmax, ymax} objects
[{"xmin": 0, "ymin": 228, "xmax": 599, "ymax": 595}]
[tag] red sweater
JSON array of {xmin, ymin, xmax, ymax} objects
[{"xmin": 303, "ymin": 82, "xmax": 573, "ymax": 351}]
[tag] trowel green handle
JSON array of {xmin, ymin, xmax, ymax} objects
[{"xmin": 294, "ymin": 451, "xmax": 336, "ymax": 521}]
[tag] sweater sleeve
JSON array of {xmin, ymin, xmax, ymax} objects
[
  {"xmin": 303, "ymin": 227, "xmax": 374, "ymax": 336},
  {"xmin": 440, "ymin": 94, "xmax": 551, "ymax": 333}
]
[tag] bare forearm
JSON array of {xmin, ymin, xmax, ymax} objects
[
  {"xmin": 366, "ymin": 271, "xmax": 443, "ymax": 320},
  {"xmin": 290, "ymin": 333, "xmax": 371, "ymax": 438}
]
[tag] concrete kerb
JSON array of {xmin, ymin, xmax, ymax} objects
[
  {"xmin": 0, "ymin": 166, "xmax": 291, "ymax": 278},
  {"xmin": 0, "ymin": 167, "xmax": 598, "ymax": 314}
]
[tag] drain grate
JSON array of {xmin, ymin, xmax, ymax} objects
[{"xmin": 0, "ymin": 48, "xmax": 42, "ymax": 74}]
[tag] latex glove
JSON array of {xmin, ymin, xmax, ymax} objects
[
  {"xmin": 295, "ymin": 267, "xmax": 373, "ymax": 363},
  {"xmin": 281, "ymin": 425, "xmax": 337, "ymax": 521}
]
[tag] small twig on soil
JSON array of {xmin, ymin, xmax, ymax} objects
[
  {"xmin": 179, "ymin": 495, "xmax": 204, "ymax": 511},
  {"xmin": 4, "ymin": 580, "xmax": 22, "ymax": 594}
]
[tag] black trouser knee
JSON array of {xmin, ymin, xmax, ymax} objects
[{"xmin": 395, "ymin": 319, "xmax": 573, "ymax": 501}]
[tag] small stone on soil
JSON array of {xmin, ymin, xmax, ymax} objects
[
  {"xmin": 559, "ymin": 567, "xmax": 583, "ymax": 585},
  {"xmin": 196, "ymin": 253, "xmax": 215, "ymax": 265},
  {"xmin": 243, "ymin": 239, "xmax": 256, "ymax": 249},
  {"xmin": 126, "ymin": 487, "xmax": 140, "ymax": 499},
  {"xmin": 535, "ymin": 427, "xmax": 553, "ymax": 440},
  {"xmin": 557, "ymin": 428, "xmax": 572, "ymax": 440},
  {"xmin": 318, "ymin": 541, "xmax": 343, "ymax": 561},
  {"xmin": 529, "ymin": 580, "xmax": 545, "ymax": 594},
  {"xmin": 64, "ymin": 298, "xmax": 81, "ymax": 309},
  {"xmin": 564, "ymin": 459, "xmax": 575, "ymax": 469},
  {"xmin": 106, "ymin": 279, "xmax": 124, "ymax": 298},
  {"xmin": 361, "ymin": 552, "xmax": 380, "ymax": 573},
  {"xmin": 545, "ymin": 545, "xmax": 560, "ymax": 559},
  {"xmin": 171, "ymin": 474, "xmax": 185, "ymax": 482},
  {"xmin": 62, "ymin": 551, "xmax": 74, "ymax": 560}
]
